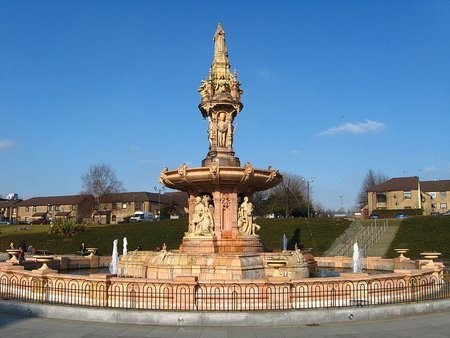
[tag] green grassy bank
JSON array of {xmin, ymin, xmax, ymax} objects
[
  {"xmin": 386, "ymin": 216, "xmax": 450, "ymax": 260},
  {"xmin": 0, "ymin": 218, "xmax": 350, "ymax": 256}
]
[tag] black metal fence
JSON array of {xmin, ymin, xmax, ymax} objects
[{"xmin": 0, "ymin": 274, "xmax": 448, "ymax": 311}]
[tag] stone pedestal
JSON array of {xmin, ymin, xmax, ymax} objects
[{"xmin": 179, "ymin": 235, "xmax": 264, "ymax": 254}]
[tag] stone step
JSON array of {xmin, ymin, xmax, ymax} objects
[{"xmin": 364, "ymin": 225, "xmax": 400, "ymax": 258}]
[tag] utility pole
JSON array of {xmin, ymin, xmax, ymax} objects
[
  {"xmin": 302, "ymin": 177, "xmax": 314, "ymax": 219},
  {"xmin": 154, "ymin": 186, "xmax": 165, "ymax": 220}
]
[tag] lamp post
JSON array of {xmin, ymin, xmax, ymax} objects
[
  {"xmin": 154, "ymin": 186, "xmax": 165, "ymax": 220},
  {"xmin": 302, "ymin": 177, "xmax": 314, "ymax": 219}
]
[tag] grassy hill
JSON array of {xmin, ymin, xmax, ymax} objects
[
  {"xmin": 386, "ymin": 216, "xmax": 450, "ymax": 260},
  {"xmin": 0, "ymin": 218, "xmax": 350, "ymax": 256}
]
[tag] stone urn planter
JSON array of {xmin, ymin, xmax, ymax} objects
[
  {"xmin": 6, "ymin": 249, "xmax": 21, "ymax": 263},
  {"xmin": 34, "ymin": 255, "xmax": 55, "ymax": 271},
  {"xmin": 394, "ymin": 248, "xmax": 409, "ymax": 261},
  {"xmin": 266, "ymin": 259, "xmax": 287, "ymax": 277}
]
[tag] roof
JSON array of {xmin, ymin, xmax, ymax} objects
[
  {"xmin": 32, "ymin": 212, "xmax": 47, "ymax": 217},
  {"xmin": 420, "ymin": 180, "xmax": 450, "ymax": 192},
  {"xmin": 99, "ymin": 192, "xmax": 161, "ymax": 204},
  {"xmin": 369, "ymin": 176, "xmax": 419, "ymax": 192},
  {"xmin": 0, "ymin": 200, "xmax": 22, "ymax": 208},
  {"xmin": 94, "ymin": 210, "xmax": 111, "ymax": 215},
  {"xmin": 17, "ymin": 195, "xmax": 93, "ymax": 207},
  {"xmin": 55, "ymin": 211, "xmax": 72, "ymax": 216}
]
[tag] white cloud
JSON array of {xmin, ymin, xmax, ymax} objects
[
  {"xmin": 0, "ymin": 139, "xmax": 15, "ymax": 150},
  {"xmin": 317, "ymin": 120, "xmax": 386, "ymax": 136},
  {"xmin": 422, "ymin": 166, "xmax": 440, "ymax": 173},
  {"xmin": 257, "ymin": 69, "xmax": 277, "ymax": 79}
]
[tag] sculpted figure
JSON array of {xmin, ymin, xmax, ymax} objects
[
  {"xmin": 198, "ymin": 80, "xmax": 209, "ymax": 101},
  {"xmin": 226, "ymin": 121, "xmax": 234, "ymax": 148},
  {"xmin": 238, "ymin": 197, "xmax": 260, "ymax": 236},
  {"xmin": 213, "ymin": 23, "xmax": 227, "ymax": 56},
  {"xmin": 191, "ymin": 196, "xmax": 214, "ymax": 236},
  {"xmin": 215, "ymin": 75, "xmax": 228, "ymax": 94},
  {"xmin": 207, "ymin": 116, "xmax": 214, "ymax": 148},
  {"xmin": 217, "ymin": 113, "xmax": 228, "ymax": 147}
]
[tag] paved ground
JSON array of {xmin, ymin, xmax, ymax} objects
[{"xmin": 0, "ymin": 310, "xmax": 449, "ymax": 337}]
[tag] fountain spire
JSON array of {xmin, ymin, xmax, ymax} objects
[
  {"xmin": 211, "ymin": 23, "xmax": 230, "ymax": 81},
  {"xmin": 198, "ymin": 23, "xmax": 243, "ymax": 167}
]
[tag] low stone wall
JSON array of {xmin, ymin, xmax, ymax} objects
[
  {"xmin": 0, "ymin": 256, "xmax": 446, "ymax": 311},
  {"xmin": 16, "ymin": 255, "xmax": 110, "ymax": 271},
  {"xmin": 315, "ymin": 256, "xmax": 440, "ymax": 272}
]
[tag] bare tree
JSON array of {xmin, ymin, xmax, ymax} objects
[
  {"xmin": 357, "ymin": 169, "xmax": 389, "ymax": 207},
  {"xmin": 267, "ymin": 173, "xmax": 309, "ymax": 218},
  {"xmin": 81, "ymin": 163, "xmax": 125, "ymax": 200}
]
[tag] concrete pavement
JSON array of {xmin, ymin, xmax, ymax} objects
[{"xmin": 0, "ymin": 310, "xmax": 449, "ymax": 337}]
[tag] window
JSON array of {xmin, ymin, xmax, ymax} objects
[
  {"xmin": 403, "ymin": 191, "xmax": 411, "ymax": 199},
  {"xmin": 440, "ymin": 203, "xmax": 447, "ymax": 209},
  {"xmin": 122, "ymin": 203, "xmax": 127, "ymax": 209},
  {"xmin": 32, "ymin": 206, "xmax": 37, "ymax": 212},
  {"xmin": 112, "ymin": 215, "xmax": 116, "ymax": 221},
  {"xmin": 47, "ymin": 205, "xmax": 52, "ymax": 211},
  {"xmin": 135, "ymin": 202, "xmax": 142, "ymax": 211},
  {"xmin": 376, "ymin": 193, "xmax": 387, "ymax": 203},
  {"xmin": 13, "ymin": 207, "xmax": 17, "ymax": 214},
  {"xmin": 429, "ymin": 192, "xmax": 436, "ymax": 199},
  {"xmin": 25, "ymin": 206, "xmax": 29, "ymax": 212},
  {"xmin": 440, "ymin": 191, "xmax": 447, "ymax": 198}
]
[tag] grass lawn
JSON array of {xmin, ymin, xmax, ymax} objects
[
  {"xmin": 0, "ymin": 218, "xmax": 351, "ymax": 256},
  {"xmin": 386, "ymin": 216, "xmax": 450, "ymax": 260}
]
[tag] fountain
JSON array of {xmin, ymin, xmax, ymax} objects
[
  {"xmin": 123, "ymin": 237, "xmax": 128, "ymax": 257},
  {"xmin": 282, "ymin": 234, "xmax": 288, "ymax": 251},
  {"xmin": 352, "ymin": 242, "xmax": 362, "ymax": 273},
  {"xmin": 109, "ymin": 239, "xmax": 119, "ymax": 274},
  {"xmin": 119, "ymin": 23, "xmax": 310, "ymax": 280}
]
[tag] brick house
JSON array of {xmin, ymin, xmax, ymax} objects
[
  {"xmin": 368, "ymin": 177, "xmax": 450, "ymax": 216},
  {"xmin": 16, "ymin": 195, "xmax": 94, "ymax": 223}
]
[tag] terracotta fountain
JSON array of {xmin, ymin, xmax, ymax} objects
[{"xmin": 119, "ymin": 24, "xmax": 310, "ymax": 281}]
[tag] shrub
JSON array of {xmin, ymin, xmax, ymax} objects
[
  {"xmin": 372, "ymin": 209, "xmax": 423, "ymax": 218},
  {"xmin": 49, "ymin": 217, "xmax": 86, "ymax": 237}
]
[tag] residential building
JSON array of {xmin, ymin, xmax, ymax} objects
[
  {"xmin": 94, "ymin": 192, "xmax": 161, "ymax": 224},
  {"xmin": 94, "ymin": 191, "xmax": 188, "ymax": 224},
  {"xmin": 367, "ymin": 176, "xmax": 450, "ymax": 216},
  {"xmin": 421, "ymin": 180, "xmax": 450, "ymax": 214},
  {"xmin": 16, "ymin": 195, "xmax": 94, "ymax": 223},
  {"xmin": 0, "ymin": 199, "xmax": 22, "ymax": 222}
]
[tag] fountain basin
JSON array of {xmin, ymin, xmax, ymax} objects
[
  {"xmin": 118, "ymin": 250, "xmax": 310, "ymax": 281},
  {"xmin": 160, "ymin": 165, "xmax": 282, "ymax": 193}
]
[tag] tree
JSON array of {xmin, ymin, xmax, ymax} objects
[
  {"xmin": 357, "ymin": 169, "xmax": 389, "ymax": 207},
  {"xmin": 81, "ymin": 163, "xmax": 124, "ymax": 200},
  {"xmin": 266, "ymin": 173, "xmax": 312, "ymax": 218}
]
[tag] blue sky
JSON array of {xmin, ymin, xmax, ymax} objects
[{"xmin": 1, "ymin": 1, "xmax": 449, "ymax": 210}]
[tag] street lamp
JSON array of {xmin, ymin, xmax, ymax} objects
[
  {"xmin": 154, "ymin": 186, "xmax": 165, "ymax": 220},
  {"xmin": 302, "ymin": 177, "xmax": 314, "ymax": 219}
]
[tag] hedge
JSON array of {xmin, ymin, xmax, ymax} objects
[{"xmin": 372, "ymin": 208, "xmax": 423, "ymax": 218}]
